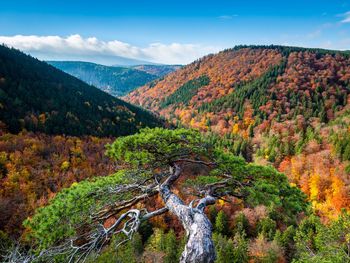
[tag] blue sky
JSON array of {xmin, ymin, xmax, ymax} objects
[{"xmin": 0, "ymin": 0, "xmax": 349, "ymax": 64}]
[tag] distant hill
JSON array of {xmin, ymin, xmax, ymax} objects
[
  {"xmin": 109, "ymin": 56, "xmax": 158, "ymax": 66},
  {"xmin": 131, "ymin": 64, "xmax": 182, "ymax": 77},
  {"xmin": 126, "ymin": 45, "xmax": 350, "ymax": 219},
  {"xmin": 48, "ymin": 61, "xmax": 158, "ymax": 96},
  {"xmin": 34, "ymin": 52, "xmax": 156, "ymax": 67},
  {"xmin": 0, "ymin": 45, "xmax": 163, "ymax": 137},
  {"xmin": 48, "ymin": 61, "xmax": 180, "ymax": 96}
]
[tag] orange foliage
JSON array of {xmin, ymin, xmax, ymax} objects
[{"xmin": 0, "ymin": 131, "xmax": 114, "ymax": 237}]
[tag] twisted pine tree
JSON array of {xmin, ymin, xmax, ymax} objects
[{"xmin": 12, "ymin": 128, "xmax": 307, "ymax": 263}]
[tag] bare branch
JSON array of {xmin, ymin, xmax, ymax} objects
[
  {"xmin": 141, "ymin": 207, "xmax": 168, "ymax": 220},
  {"xmin": 92, "ymin": 184, "xmax": 159, "ymax": 222}
]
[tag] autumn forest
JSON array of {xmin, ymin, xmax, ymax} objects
[{"xmin": 1, "ymin": 42, "xmax": 350, "ymax": 263}]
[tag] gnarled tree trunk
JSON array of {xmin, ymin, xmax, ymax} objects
[{"xmin": 160, "ymin": 164, "xmax": 216, "ymax": 263}]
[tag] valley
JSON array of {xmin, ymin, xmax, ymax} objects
[{"xmin": 48, "ymin": 61, "xmax": 180, "ymax": 97}]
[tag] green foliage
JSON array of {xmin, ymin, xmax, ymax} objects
[
  {"xmin": 198, "ymin": 60, "xmax": 286, "ymax": 119},
  {"xmin": 0, "ymin": 45, "xmax": 162, "ymax": 136},
  {"xmin": 91, "ymin": 233, "xmax": 143, "ymax": 263},
  {"xmin": 256, "ymin": 217, "xmax": 276, "ymax": 240},
  {"xmin": 146, "ymin": 228, "xmax": 180, "ymax": 262},
  {"xmin": 242, "ymin": 164, "xmax": 308, "ymax": 222},
  {"xmin": 345, "ymin": 164, "xmax": 350, "ymax": 174},
  {"xmin": 210, "ymin": 149, "xmax": 307, "ymax": 223},
  {"xmin": 332, "ymin": 130, "xmax": 350, "ymax": 162},
  {"xmin": 24, "ymin": 171, "xmax": 128, "ymax": 250},
  {"xmin": 208, "ymin": 206, "xmax": 219, "ymax": 223},
  {"xmin": 215, "ymin": 211, "xmax": 229, "ymax": 236},
  {"xmin": 233, "ymin": 213, "xmax": 250, "ymax": 236},
  {"xmin": 294, "ymin": 212, "xmax": 350, "ymax": 262},
  {"xmin": 160, "ymin": 75, "xmax": 210, "ymax": 108},
  {"xmin": 205, "ymin": 132, "xmax": 253, "ymax": 161},
  {"xmin": 164, "ymin": 230, "xmax": 178, "ymax": 263},
  {"xmin": 106, "ymin": 127, "xmax": 207, "ymax": 167},
  {"xmin": 186, "ymin": 175, "xmax": 222, "ymax": 189},
  {"xmin": 213, "ymin": 233, "xmax": 248, "ymax": 263},
  {"xmin": 229, "ymin": 45, "xmax": 350, "ymax": 58},
  {"xmin": 146, "ymin": 228, "xmax": 166, "ymax": 251},
  {"xmin": 138, "ymin": 221, "xmax": 154, "ymax": 244},
  {"xmin": 274, "ymin": 226, "xmax": 296, "ymax": 261},
  {"xmin": 176, "ymin": 235, "xmax": 187, "ymax": 260}
]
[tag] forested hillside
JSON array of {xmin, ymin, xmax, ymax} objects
[
  {"xmin": 48, "ymin": 61, "xmax": 160, "ymax": 96},
  {"xmin": 0, "ymin": 132, "xmax": 114, "ymax": 237},
  {"xmin": 0, "ymin": 45, "xmax": 164, "ymax": 240},
  {"xmin": 127, "ymin": 45, "xmax": 350, "ymax": 220},
  {"xmin": 0, "ymin": 45, "xmax": 162, "ymax": 137}
]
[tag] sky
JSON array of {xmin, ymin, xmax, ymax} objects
[{"xmin": 0, "ymin": 0, "xmax": 350, "ymax": 65}]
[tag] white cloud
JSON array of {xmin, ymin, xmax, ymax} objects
[
  {"xmin": 341, "ymin": 11, "xmax": 350, "ymax": 23},
  {"xmin": 0, "ymin": 34, "xmax": 220, "ymax": 65},
  {"xmin": 218, "ymin": 15, "xmax": 238, "ymax": 20}
]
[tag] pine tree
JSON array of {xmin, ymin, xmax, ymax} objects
[
  {"xmin": 232, "ymin": 232, "xmax": 249, "ymax": 263},
  {"xmin": 147, "ymin": 228, "xmax": 165, "ymax": 251},
  {"xmin": 343, "ymin": 142, "xmax": 350, "ymax": 161},
  {"xmin": 164, "ymin": 230, "xmax": 178, "ymax": 263},
  {"xmin": 215, "ymin": 211, "xmax": 229, "ymax": 236},
  {"xmin": 256, "ymin": 217, "xmax": 276, "ymax": 241}
]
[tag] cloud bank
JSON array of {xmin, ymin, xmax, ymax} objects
[
  {"xmin": 341, "ymin": 11, "xmax": 350, "ymax": 23},
  {"xmin": 0, "ymin": 34, "xmax": 220, "ymax": 65}
]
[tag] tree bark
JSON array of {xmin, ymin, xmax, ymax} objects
[{"xmin": 160, "ymin": 165, "xmax": 216, "ymax": 263}]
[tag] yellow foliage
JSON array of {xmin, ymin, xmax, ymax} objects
[
  {"xmin": 232, "ymin": 123, "xmax": 239, "ymax": 134},
  {"xmin": 309, "ymin": 173, "xmax": 320, "ymax": 201},
  {"xmin": 61, "ymin": 161, "xmax": 70, "ymax": 171},
  {"xmin": 190, "ymin": 118, "xmax": 196, "ymax": 127},
  {"xmin": 218, "ymin": 199, "xmax": 225, "ymax": 206}
]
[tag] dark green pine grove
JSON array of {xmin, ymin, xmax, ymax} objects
[
  {"xmin": 160, "ymin": 75, "xmax": 210, "ymax": 109},
  {"xmin": 0, "ymin": 45, "xmax": 163, "ymax": 137}
]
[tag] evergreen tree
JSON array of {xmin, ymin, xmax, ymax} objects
[
  {"xmin": 215, "ymin": 211, "xmax": 229, "ymax": 236},
  {"xmin": 256, "ymin": 217, "xmax": 276, "ymax": 241},
  {"xmin": 164, "ymin": 230, "xmax": 178, "ymax": 263}
]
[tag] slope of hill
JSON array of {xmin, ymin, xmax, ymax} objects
[
  {"xmin": 0, "ymin": 132, "xmax": 115, "ymax": 236},
  {"xmin": 0, "ymin": 45, "xmax": 164, "ymax": 238},
  {"xmin": 126, "ymin": 45, "xmax": 350, "ymax": 219},
  {"xmin": 131, "ymin": 64, "xmax": 182, "ymax": 77},
  {"xmin": 48, "ymin": 61, "xmax": 160, "ymax": 96},
  {"xmin": 0, "ymin": 45, "xmax": 162, "ymax": 137},
  {"xmin": 47, "ymin": 61, "xmax": 181, "ymax": 97}
]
